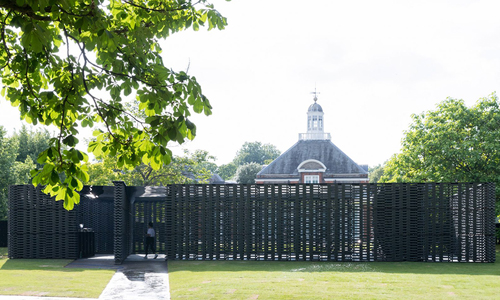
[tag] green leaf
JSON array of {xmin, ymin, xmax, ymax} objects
[
  {"xmin": 124, "ymin": 84, "xmax": 132, "ymax": 96},
  {"xmin": 31, "ymin": 34, "xmax": 43, "ymax": 53},
  {"xmin": 168, "ymin": 129, "xmax": 177, "ymax": 140},
  {"xmin": 75, "ymin": 17, "xmax": 84, "ymax": 28},
  {"xmin": 37, "ymin": 149, "xmax": 48, "ymax": 164},
  {"xmin": 63, "ymin": 135, "xmax": 78, "ymax": 147},
  {"xmin": 193, "ymin": 100, "xmax": 203, "ymax": 113},
  {"xmin": 50, "ymin": 171, "xmax": 59, "ymax": 185}
]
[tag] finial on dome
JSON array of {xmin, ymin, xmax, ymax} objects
[{"xmin": 310, "ymin": 86, "xmax": 320, "ymax": 103}]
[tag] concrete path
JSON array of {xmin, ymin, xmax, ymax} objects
[
  {"xmin": 97, "ymin": 254, "xmax": 170, "ymax": 300},
  {"xmin": 0, "ymin": 254, "xmax": 170, "ymax": 300}
]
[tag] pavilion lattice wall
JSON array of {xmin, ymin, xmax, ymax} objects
[
  {"xmin": 8, "ymin": 183, "xmax": 496, "ymax": 262},
  {"xmin": 165, "ymin": 183, "xmax": 496, "ymax": 262},
  {"xmin": 8, "ymin": 185, "xmax": 79, "ymax": 259},
  {"xmin": 8, "ymin": 185, "xmax": 115, "ymax": 259}
]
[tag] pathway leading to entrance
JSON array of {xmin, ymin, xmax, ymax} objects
[
  {"xmin": 98, "ymin": 254, "xmax": 170, "ymax": 300},
  {"xmin": 67, "ymin": 254, "xmax": 170, "ymax": 300}
]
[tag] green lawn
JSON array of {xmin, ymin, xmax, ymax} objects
[
  {"xmin": 1, "ymin": 246, "xmax": 498, "ymax": 299},
  {"xmin": 169, "ymin": 246, "xmax": 500, "ymax": 300},
  {"xmin": 0, "ymin": 248, "xmax": 115, "ymax": 298}
]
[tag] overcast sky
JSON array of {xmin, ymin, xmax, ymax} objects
[{"xmin": 2, "ymin": 0, "xmax": 500, "ymax": 167}]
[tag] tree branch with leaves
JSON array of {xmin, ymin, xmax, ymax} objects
[{"xmin": 0, "ymin": 0, "xmax": 228, "ymax": 209}]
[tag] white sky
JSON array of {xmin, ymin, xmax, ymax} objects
[{"xmin": 2, "ymin": 0, "xmax": 500, "ymax": 167}]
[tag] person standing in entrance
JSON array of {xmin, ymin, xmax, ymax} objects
[{"xmin": 145, "ymin": 222, "xmax": 158, "ymax": 259}]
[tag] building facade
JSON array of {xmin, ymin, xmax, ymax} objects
[{"xmin": 256, "ymin": 95, "xmax": 368, "ymax": 184}]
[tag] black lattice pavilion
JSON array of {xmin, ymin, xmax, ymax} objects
[{"xmin": 8, "ymin": 181, "xmax": 497, "ymax": 263}]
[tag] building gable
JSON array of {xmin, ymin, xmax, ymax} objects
[{"xmin": 257, "ymin": 140, "xmax": 367, "ymax": 177}]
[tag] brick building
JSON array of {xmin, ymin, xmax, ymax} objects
[{"xmin": 255, "ymin": 95, "xmax": 368, "ymax": 184}]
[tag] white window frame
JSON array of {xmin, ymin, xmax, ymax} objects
[{"xmin": 304, "ymin": 175, "xmax": 320, "ymax": 183}]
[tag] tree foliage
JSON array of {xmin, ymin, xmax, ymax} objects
[
  {"xmin": 12, "ymin": 125, "xmax": 51, "ymax": 166},
  {"xmin": 216, "ymin": 162, "xmax": 237, "ymax": 181},
  {"xmin": 380, "ymin": 94, "xmax": 500, "ymax": 217},
  {"xmin": 0, "ymin": 126, "xmax": 17, "ymax": 219},
  {"xmin": 368, "ymin": 163, "xmax": 385, "ymax": 183},
  {"xmin": 0, "ymin": 125, "xmax": 42, "ymax": 219},
  {"xmin": 381, "ymin": 95, "xmax": 500, "ymax": 183},
  {"xmin": 87, "ymin": 149, "xmax": 216, "ymax": 186},
  {"xmin": 0, "ymin": 0, "xmax": 227, "ymax": 209},
  {"xmin": 234, "ymin": 162, "xmax": 262, "ymax": 184},
  {"xmin": 215, "ymin": 141, "xmax": 281, "ymax": 181},
  {"xmin": 233, "ymin": 141, "xmax": 280, "ymax": 166}
]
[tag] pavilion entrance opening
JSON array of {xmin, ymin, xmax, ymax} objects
[{"xmin": 131, "ymin": 187, "xmax": 167, "ymax": 255}]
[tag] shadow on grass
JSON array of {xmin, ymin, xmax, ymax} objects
[{"xmin": 167, "ymin": 245, "xmax": 500, "ymax": 276}]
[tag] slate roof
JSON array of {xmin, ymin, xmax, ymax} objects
[{"xmin": 257, "ymin": 139, "xmax": 367, "ymax": 176}]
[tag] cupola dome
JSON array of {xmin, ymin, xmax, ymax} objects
[{"xmin": 308, "ymin": 102, "xmax": 323, "ymax": 112}]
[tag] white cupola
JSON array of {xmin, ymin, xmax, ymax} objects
[
  {"xmin": 307, "ymin": 95, "xmax": 324, "ymax": 133},
  {"xmin": 299, "ymin": 91, "xmax": 331, "ymax": 140}
]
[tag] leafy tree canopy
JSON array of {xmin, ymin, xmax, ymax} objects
[
  {"xmin": 234, "ymin": 162, "xmax": 262, "ymax": 184},
  {"xmin": 87, "ymin": 149, "xmax": 217, "ymax": 186},
  {"xmin": 0, "ymin": 125, "xmax": 40, "ymax": 219},
  {"xmin": 379, "ymin": 94, "xmax": 500, "ymax": 217},
  {"xmin": 0, "ymin": 0, "xmax": 228, "ymax": 209},
  {"xmin": 217, "ymin": 161, "xmax": 237, "ymax": 181},
  {"xmin": 368, "ymin": 163, "xmax": 385, "ymax": 183},
  {"xmin": 12, "ymin": 124, "xmax": 51, "ymax": 166},
  {"xmin": 233, "ymin": 141, "xmax": 281, "ymax": 166},
  {"xmin": 215, "ymin": 141, "xmax": 281, "ymax": 181},
  {"xmin": 0, "ymin": 126, "xmax": 16, "ymax": 219}
]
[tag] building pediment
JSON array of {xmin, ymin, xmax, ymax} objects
[
  {"xmin": 257, "ymin": 140, "xmax": 367, "ymax": 176},
  {"xmin": 298, "ymin": 159, "xmax": 326, "ymax": 172}
]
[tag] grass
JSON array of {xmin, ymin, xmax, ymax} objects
[
  {"xmin": 1, "ymin": 246, "xmax": 498, "ymax": 299},
  {"xmin": 168, "ymin": 245, "xmax": 500, "ymax": 300},
  {"xmin": 0, "ymin": 248, "xmax": 115, "ymax": 298}
]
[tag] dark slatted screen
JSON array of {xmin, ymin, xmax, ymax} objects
[
  {"xmin": 8, "ymin": 185, "xmax": 79, "ymax": 259},
  {"xmin": 8, "ymin": 183, "xmax": 496, "ymax": 262},
  {"xmin": 165, "ymin": 183, "xmax": 496, "ymax": 262}
]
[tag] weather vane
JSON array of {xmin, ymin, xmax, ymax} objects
[{"xmin": 310, "ymin": 86, "xmax": 320, "ymax": 103}]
